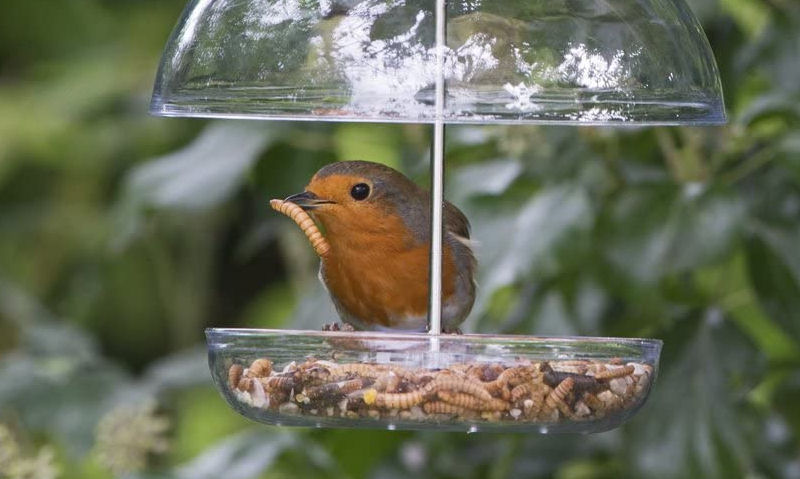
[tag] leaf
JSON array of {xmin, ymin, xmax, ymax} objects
[
  {"xmin": 738, "ymin": 92, "xmax": 800, "ymax": 126},
  {"xmin": 695, "ymin": 253, "xmax": 799, "ymax": 362},
  {"xmin": 0, "ymin": 353, "xmax": 131, "ymax": 457},
  {"xmin": 138, "ymin": 347, "xmax": 210, "ymax": 395},
  {"xmin": 465, "ymin": 184, "xmax": 593, "ymax": 329},
  {"xmin": 628, "ymin": 315, "xmax": 758, "ymax": 478},
  {"xmin": 173, "ymin": 431, "xmax": 296, "ymax": 479},
  {"xmin": 333, "ymin": 124, "xmax": 403, "ymax": 169},
  {"xmin": 746, "ymin": 221, "xmax": 800, "ymax": 343},
  {"xmin": 130, "ymin": 431, "xmax": 307, "ymax": 479},
  {"xmin": 124, "ymin": 122, "xmax": 276, "ymax": 211},
  {"xmin": 448, "ymin": 158, "xmax": 523, "ymax": 203},
  {"xmin": 719, "ymin": 0, "xmax": 770, "ymax": 37},
  {"xmin": 776, "ymin": 132, "xmax": 800, "ymax": 183},
  {"xmin": 601, "ymin": 186, "xmax": 745, "ymax": 283},
  {"xmin": 477, "ymin": 185, "xmax": 593, "ymax": 294},
  {"xmin": 736, "ymin": 12, "xmax": 800, "ymax": 97},
  {"xmin": 0, "ymin": 280, "xmax": 140, "ymax": 457},
  {"xmin": 111, "ymin": 122, "xmax": 279, "ymax": 250}
]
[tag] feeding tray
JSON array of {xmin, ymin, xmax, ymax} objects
[{"xmin": 208, "ymin": 329, "xmax": 661, "ymax": 432}]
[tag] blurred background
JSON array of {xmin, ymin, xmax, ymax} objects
[{"xmin": 1, "ymin": 0, "xmax": 799, "ymax": 478}]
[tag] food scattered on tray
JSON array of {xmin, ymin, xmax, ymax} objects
[{"xmin": 226, "ymin": 356, "xmax": 653, "ymax": 424}]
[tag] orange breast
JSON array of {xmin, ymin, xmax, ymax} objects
[{"xmin": 320, "ymin": 225, "xmax": 458, "ymax": 328}]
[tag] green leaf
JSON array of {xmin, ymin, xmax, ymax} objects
[
  {"xmin": 746, "ymin": 221, "xmax": 800, "ymax": 344},
  {"xmin": 695, "ymin": 253, "xmax": 799, "ymax": 362},
  {"xmin": 175, "ymin": 431, "xmax": 296, "ymax": 479},
  {"xmin": 628, "ymin": 316, "xmax": 758, "ymax": 478},
  {"xmin": 601, "ymin": 185, "xmax": 745, "ymax": 283},
  {"xmin": 333, "ymin": 124, "xmax": 403, "ymax": 169},
  {"xmin": 469, "ymin": 185, "xmax": 593, "ymax": 325},
  {"xmin": 143, "ymin": 430, "xmax": 339, "ymax": 479},
  {"xmin": 124, "ymin": 123, "xmax": 276, "ymax": 211},
  {"xmin": 448, "ymin": 158, "xmax": 523, "ymax": 203},
  {"xmin": 719, "ymin": 0, "xmax": 770, "ymax": 37}
]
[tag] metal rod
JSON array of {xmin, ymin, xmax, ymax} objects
[
  {"xmin": 429, "ymin": 124, "xmax": 445, "ymax": 336},
  {"xmin": 428, "ymin": 0, "xmax": 446, "ymax": 337}
]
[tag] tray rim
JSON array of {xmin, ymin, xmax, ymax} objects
[{"xmin": 206, "ymin": 327, "xmax": 664, "ymax": 348}]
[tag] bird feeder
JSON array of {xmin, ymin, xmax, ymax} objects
[{"xmin": 151, "ymin": 0, "xmax": 724, "ymax": 432}]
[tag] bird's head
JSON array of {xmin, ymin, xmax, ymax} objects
[{"xmin": 284, "ymin": 161, "xmax": 428, "ymax": 242}]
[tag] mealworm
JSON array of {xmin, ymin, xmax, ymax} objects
[
  {"xmin": 303, "ymin": 365, "xmax": 333, "ymax": 383},
  {"xmin": 247, "ymin": 358, "xmax": 273, "ymax": 378},
  {"xmin": 511, "ymin": 382, "xmax": 533, "ymax": 403},
  {"xmin": 549, "ymin": 377, "xmax": 574, "ymax": 403},
  {"xmin": 523, "ymin": 390, "xmax": 546, "ymax": 419},
  {"xmin": 270, "ymin": 199, "xmax": 330, "ymax": 257},
  {"xmin": 437, "ymin": 390, "xmax": 483, "ymax": 410},
  {"xmin": 305, "ymin": 378, "xmax": 364, "ymax": 401},
  {"xmin": 581, "ymin": 392, "xmax": 604, "ymax": 412},
  {"xmin": 386, "ymin": 365, "xmax": 426, "ymax": 382},
  {"xmin": 594, "ymin": 364, "xmax": 635, "ymax": 380},
  {"xmin": 237, "ymin": 376, "xmax": 253, "ymax": 392},
  {"xmin": 228, "ymin": 364, "xmax": 243, "ymax": 390},
  {"xmin": 423, "ymin": 401, "xmax": 467, "ymax": 415},
  {"xmin": 375, "ymin": 390, "xmax": 427, "ymax": 409},
  {"xmin": 469, "ymin": 363, "xmax": 504, "ymax": 382},
  {"xmin": 485, "ymin": 367, "xmax": 532, "ymax": 399},
  {"xmin": 261, "ymin": 375, "xmax": 295, "ymax": 392},
  {"xmin": 438, "ymin": 389, "xmax": 511, "ymax": 413},
  {"xmin": 362, "ymin": 388, "xmax": 427, "ymax": 409},
  {"xmin": 545, "ymin": 377, "xmax": 575, "ymax": 419},
  {"xmin": 545, "ymin": 371, "xmax": 601, "ymax": 396},
  {"xmin": 373, "ymin": 371, "xmax": 401, "ymax": 393},
  {"xmin": 484, "ymin": 397, "xmax": 511, "ymax": 412},
  {"xmin": 447, "ymin": 363, "xmax": 472, "ymax": 375},
  {"xmin": 425, "ymin": 375, "xmax": 494, "ymax": 403},
  {"xmin": 303, "ymin": 383, "xmax": 337, "ymax": 401}
]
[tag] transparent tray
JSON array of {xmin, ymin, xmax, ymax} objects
[{"xmin": 207, "ymin": 328, "xmax": 661, "ymax": 433}]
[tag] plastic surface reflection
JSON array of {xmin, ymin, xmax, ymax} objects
[
  {"xmin": 152, "ymin": 0, "xmax": 725, "ymax": 124},
  {"xmin": 207, "ymin": 329, "xmax": 662, "ymax": 433}
]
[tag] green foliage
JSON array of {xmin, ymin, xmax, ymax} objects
[{"xmin": 1, "ymin": 0, "xmax": 800, "ymax": 478}]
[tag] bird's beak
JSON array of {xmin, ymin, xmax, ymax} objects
[{"xmin": 283, "ymin": 191, "xmax": 335, "ymax": 210}]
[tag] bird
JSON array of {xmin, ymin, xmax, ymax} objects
[{"xmin": 281, "ymin": 160, "xmax": 476, "ymax": 333}]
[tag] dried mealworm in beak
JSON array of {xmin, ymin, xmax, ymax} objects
[{"xmin": 270, "ymin": 199, "xmax": 331, "ymax": 257}]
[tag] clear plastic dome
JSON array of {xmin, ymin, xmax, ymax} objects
[{"xmin": 151, "ymin": 0, "xmax": 726, "ymax": 125}]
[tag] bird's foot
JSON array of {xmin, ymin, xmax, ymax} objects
[
  {"xmin": 442, "ymin": 327, "xmax": 463, "ymax": 334},
  {"xmin": 322, "ymin": 322, "xmax": 355, "ymax": 332}
]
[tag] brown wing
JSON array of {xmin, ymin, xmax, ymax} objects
[
  {"xmin": 444, "ymin": 200, "xmax": 471, "ymax": 240},
  {"xmin": 442, "ymin": 200, "xmax": 476, "ymax": 330}
]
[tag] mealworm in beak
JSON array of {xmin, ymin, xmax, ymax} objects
[{"xmin": 270, "ymin": 199, "xmax": 331, "ymax": 257}]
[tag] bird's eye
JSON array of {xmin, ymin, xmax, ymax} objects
[{"xmin": 350, "ymin": 183, "xmax": 370, "ymax": 201}]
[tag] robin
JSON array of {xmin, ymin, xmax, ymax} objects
[{"xmin": 282, "ymin": 161, "xmax": 476, "ymax": 333}]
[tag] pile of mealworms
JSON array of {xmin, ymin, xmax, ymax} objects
[{"xmin": 227, "ymin": 357, "xmax": 653, "ymax": 424}]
